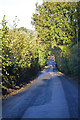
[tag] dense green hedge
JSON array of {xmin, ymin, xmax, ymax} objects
[
  {"xmin": 52, "ymin": 43, "xmax": 79, "ymax": 79},
  {"xmin": 1, "ymin": 16, "xmax": 48, "ymax": 95}
]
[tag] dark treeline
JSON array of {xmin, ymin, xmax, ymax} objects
[{"xmin": 1, "ymin": 1, "xmax": 80, "ymax": 96}]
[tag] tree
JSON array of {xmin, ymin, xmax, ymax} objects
[{"xmin": 31, "ymin": 2, "xmax": 78, "ymax": 47}]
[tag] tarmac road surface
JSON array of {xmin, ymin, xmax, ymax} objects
[{"xmin": 2, "ymin": 57, "xmax": 78, "ymax": 119}]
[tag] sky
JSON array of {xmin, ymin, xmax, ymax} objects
[{"xmin": 0, "ymin": 0, "xmax": 43, "ymax": 30}]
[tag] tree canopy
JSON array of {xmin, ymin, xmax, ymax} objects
[{"xmin": 31, "ymin": 2, "xmax": 79, "ymax": 46}]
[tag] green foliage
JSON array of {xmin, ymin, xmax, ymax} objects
[
  {"xmin": 31, "ymin": 1, "xmax": 79, "ymax": 80},
  {"xmin": 32, "ymin": 2, "xmax": 78, "ymax": 46},
  {"xmin": 52, "ymin": 43, "xmax": 79, "ymax": 78},
  {"xmin": 1, "ymin": 16, "xmax": 47, "ymax": 95},
  {"xmin": 1, "ymin": 1, "xmax": 80, "ymax": 95}
]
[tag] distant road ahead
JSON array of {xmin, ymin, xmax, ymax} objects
[{"xmin": 2, "ymin": 57, "xmax": 78, "ymax": 119}]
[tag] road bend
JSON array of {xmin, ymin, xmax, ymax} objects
[{"xmin": 2, "ymin": 57, "xmax": 78, "ymax": 119}]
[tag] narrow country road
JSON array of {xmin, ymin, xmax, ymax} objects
[{"xmin": 2, "ymin": 56, "xmax": 78, "ymax": 119}]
